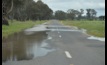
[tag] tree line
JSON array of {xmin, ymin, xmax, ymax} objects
[
  {"xmin": 2, "ymin": 0, "xmax": 53, "ymax": 25},
  {"xmin": 54, "ymin": 9, "xmax": 105, "ymax": 20},
  {"xmin": 2, "ymin": 0, "xmax": 105, "ymax": 25}
]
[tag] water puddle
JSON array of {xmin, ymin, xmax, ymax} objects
[
  {"xmin": 47, "ymin": 26, "xmax": 81, "ymax": 32},
  {"xmin": 47, "ymin": 36, "xmax": 52, "ymax": 40},
  {"xmin": 25, "ymin": 25, "xmax": 48, "ymax": 31},
  {"xmin": 87, "ymin": 36, "xmax": 105, "ymax": 42},
  {"xmin": 27, "ymin": 42, "xmax": 55, "ymax": 59},
  {"xmin": 2, "ymin": 31, "xmax": 55, "ymax": 62}
]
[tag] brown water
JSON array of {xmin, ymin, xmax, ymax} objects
[{"xmin": 2, "ymin": 31, "xmax": 55, "ymax": 62}]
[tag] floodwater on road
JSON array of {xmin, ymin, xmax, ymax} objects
[{"xmin": 2, "ymin": 31, "xmax": 55, "ymax": 62}]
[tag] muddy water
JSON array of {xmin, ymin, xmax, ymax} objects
[{"xmin": 2, "ymin": 31, "xmax": 54, "ymax": 62}]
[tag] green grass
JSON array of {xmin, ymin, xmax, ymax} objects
[
  {"xmin": 61, "ymin": 20, "xmax": 105, "ymax": 37},
  {"xmin": 2, "ymin": 20, "xmax": 47, "ymax": 38}
]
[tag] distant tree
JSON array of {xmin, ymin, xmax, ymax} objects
[
  {"xmin": 86, "ymin": 9, "xmax": 91, "ymax": 20},
  {"xmin": 91, "ymin": 9, "xmax": 97, "ymax": 20},
  {"xmin": 55, "ymin": 10, "xmax": 67, "ymax": 20},
  {"xmin": 67, "ymin": 9, "xmax": 75, "ymax": 20},
  {"xmin": 78, "ymin": 9, "xmax": 84, "ymax": 20},
  {"xmin": 99, "ymin": 16, "xmax": 105, "ymax": 20},
  {"xmin": 86, "ymin": 9, "xmax": 97, "ymax": 20},
  {"xmin": 67, "ymin": 9, "xmax": 80, "ymax": 20}
]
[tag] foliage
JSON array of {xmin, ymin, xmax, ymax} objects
[
  {"xmin": 86, "ymin": 9, "xmax": 97, "ymax": 20},
  {"xmin": 55, "ymin": 10, "xmax": 67, "ymax": 20},
  {"xmin": 54, "ymin": 9, "xmax": 99, "ymax": 20},
  {"xmin": 99, "ymin": 16, "xmax": 105, "ymax": 20},
  {"xmin": 9, "ymin": 0, "xmax": 53, "ymax": 21},
  {"xmin": 2, "ymin": 0, "xmax": 53, "ymax": 25}
]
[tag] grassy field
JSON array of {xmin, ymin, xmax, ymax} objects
[
  {"xmin": 61, "ymin": 20, "xmax": 105, "ymax": 37},
  {"xmin": 2, "ymin": 20, "xmax": 47, "ymax": 38}
]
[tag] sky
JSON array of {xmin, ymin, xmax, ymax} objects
[{"xmin": 34, "ymin": 0, "xmax": 105, "ymax": 16}]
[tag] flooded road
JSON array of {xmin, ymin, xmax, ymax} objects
[
  {"xmin": 2, "ymin": 31, "xmax": 55, "ymax": 62},
  {"xmin": 2, "ymin": 20, "xmax": 105, "ymax": 65}
]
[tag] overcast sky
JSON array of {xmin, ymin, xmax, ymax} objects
[{"xmin": 34, "ymin": 0, "xmax": 105, "ymax": 16}]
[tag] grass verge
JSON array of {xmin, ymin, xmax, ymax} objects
[
  {"xmin": 61, "ymin": 20, "xmax": 105, "ymax": 37},
  {"xmin": 2, "ymin": 20, "xmax": 47, "ymax": 38}
]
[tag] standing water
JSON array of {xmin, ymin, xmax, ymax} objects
[{"xmin": 2, "ymin": 31, "xmax": 55, "ymax": 62}]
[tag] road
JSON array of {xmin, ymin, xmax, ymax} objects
[{"xmin": 2, "ymin": 20, "xmax": 105, "ymax": 65}]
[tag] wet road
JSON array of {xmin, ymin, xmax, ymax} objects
[{"xmin": 2, "ymin": 20, "xmax": 105, "ymax": 65}]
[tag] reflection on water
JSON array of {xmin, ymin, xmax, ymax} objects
[
  {"xmin": 27, "ymin": 42, "xmax": 55, "ymax": 59},
  {"xmin": 2, "ymin": 31, "xmax": 54, "ymax": 62}
]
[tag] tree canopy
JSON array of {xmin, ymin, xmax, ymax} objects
[
  {"xmin": 2, "ymin": 0, "xmax": 53, "ymax": 25},
  {"xmin": 2, "ymin": 0, "xmax": 103, "ymax": 25}
]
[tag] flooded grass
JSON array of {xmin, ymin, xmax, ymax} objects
[
  {"xmin": 61, "ymin": 20, "xmax": 105, "ymax": 37},
  {"xmin": 2, "ymin": 20, "xmax": 47, "ymax": 38}
]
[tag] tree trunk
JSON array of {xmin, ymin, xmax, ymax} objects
[
  {"xmin": 7, "ymin": 0, "xmax": 13, "ymax": 14},
  {"xmin": 2, "ymin": 0, "xmax": 13, "ymax": 25}
]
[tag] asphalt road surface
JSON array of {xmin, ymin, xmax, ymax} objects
[{"xmin": 2, "ymin": 20, "xmax": 105, "ymax": 65}]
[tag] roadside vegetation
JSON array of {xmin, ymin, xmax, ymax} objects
[
  {"xmin": 61, "ymin": 20, "xmax": 105, "ymax": 37},
  {"xmin": 2, "ymin": 0, "xmax": 105, "ymax": 38},
  {"xmin": 2, "ymin": 20, "xmax": 47, "ymax": 38}
]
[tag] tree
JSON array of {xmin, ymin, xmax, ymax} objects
[
  {"xmin": 99, "ymin": 16, "xmax": 105, "ymax": 20},
  {"xmin": 9, "ymin": 0, "xmax": 34, "ymax": 21},
  {"xmin": 78, "ymin": 9, "xmax": 84, "ymax": 20},
  {"xmin": 67, "ymin": 9, "xmax": 80, "ymax": 20},
  {"xmin": 91, "ymin": 9, "xmax": 97, "ymax": 20},
  {"xmin": 3, "ymin": 0, "xmax": 53, "ymax": 21},
  {"xmin": 86, "ymin": 9, "xmax": 91, "ymax": 20},
  {"xmin": 25, "ymin": 1, "xmax": 38, "ymax": 20},
  {"xmin": 67, "ymin": 9, "xmax": 75, "ymax": 20},
  {"xmin": 55, "ymin": 10, "xmax": 67, "ymax": 20},
  {"xmin": 2, "ymin": 0, "xmax": 13, "ymax": 25},
  {"xmin": 86, "ymin": 9, "xmax": 97, "ymax": 20},
  {"xmin": 2, "ymin": 0, "xmax": 30, "ymax": 25},
  {"xmin": 35, "ymin": 0, "xmax": 53, "ymax": 20}
]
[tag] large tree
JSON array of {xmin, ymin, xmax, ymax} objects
[
  {"xmin": 2, "ymin": 0, "xmax": 13, "ymax": 25},
  {"xmin": 86, "ymin": 9, "xmax": 97, "ymax": 20},
  {"xmin": 78, "ymin": 9, "xmax": 84, "ymax": 20},
  {"xmin": 35, "ymin": 0, "xmax": 53, "ymax": 20},
  {"xmin": 9, "ymin": 0, "xmax": 34, "ymax": 21},
  {"xmin": 67, "ymin": 9, "xmax": 80, "ymax": 20},
  {"xmin": 2, "ymin": 0, "xmax": 53, "ymax": 23},
  {"xmin": 24, "ymin": 0, "xmax": 53, "ymax": 20},
  {"xmin": 2, "ymin": 0, "xmax": 30, "ymax": 25},
  {"xmin": 55, "ymin": 10, "xmax": 67, "ymax": 20},
  {"xmin": 91, "ymin": 9, "xmax": 97, "ymax": 20}
]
